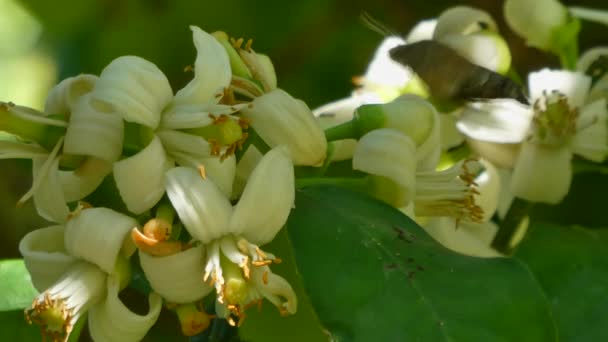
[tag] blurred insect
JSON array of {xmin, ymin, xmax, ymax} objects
[
  {"xmin": 390, "ymin": 40, "xmax": 529, "ymax": 104},
  {"xmin": 360, "ymin": 12, "xmax": 528, "ymax": 104}
]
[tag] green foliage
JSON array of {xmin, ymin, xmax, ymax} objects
[
  {"xmin": 287, "ymin": 186, "xmax": 557, "ymax": 341},
  {"xmin": 516, "ymin": 223, "xmax": 608, "ymax": 341},
  {"xmin": 0, "ymin": 259, "xmax": 37, "ymax": 311}
]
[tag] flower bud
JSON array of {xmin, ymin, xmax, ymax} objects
[
  {"xmin": 241, "ymin": 89, "xmax": 327, "ymax": 166},
  {"xmin": 433, "ymin": 6, "xmax": 498, "ymax": 39},
  {"xmin": 44, "ymin": 74, "xmax": 97, "ymax": 116},
  {"xmin": 504, "ymin": 0, "xmax": 568, "ymax": 51}
]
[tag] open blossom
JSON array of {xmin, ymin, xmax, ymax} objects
[
  {"xmin": 458, "ymin": 69, "xmax": 608, "ymax": 203},
  {"xmin": 139, "ymin": 146, "xmax": 296, "ymax": 325},
  {"xmin": 91, "ymin": 26, "xmax": 245, "ymax": 214},
  {"xmin": 19, "ymin": 208, "xmax": 161, "ymax": 341}
]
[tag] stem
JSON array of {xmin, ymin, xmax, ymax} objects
[
  {"xmin": 491, "ymin": 197, "xmax": 533, "ymax": 254},
  {"xmin": 0, "ymin": 103, "xmax": 67, "ymax": 151},
  {"xmin": 295, "ymin": 176, "xmax": 369, "ymax": 192},
  {"xmin": 324, "ymin": 120, "xmax": 356, "ymax": 142},
  {"xmin": 247, "ymin": 128, "xmax": 270, "ymax": 155}
]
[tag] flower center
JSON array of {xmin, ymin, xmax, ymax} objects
[{"xmin": 530, "ymin": 90, "xmax": 578, "ymax": 146}]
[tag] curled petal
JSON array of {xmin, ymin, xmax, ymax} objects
[
  {"xmin": 424, "ymin": 218, "xmax": 502, "ymax": 258},
  {"xmin": 438, "ymin": 33, "xmax": 511, "ymax": 74},
  {"xmin": 576, "ymin": 47, "xmax": 608, "ymax": 74},
  {"xmin": 233, "ymin": 146, "xmax": 263, "ymax": 198},
  {"xmin": 32, "ymin": 157, "xmax": 69, "ymax": 223},
  {"xmin": 113, "ymin": 136, "xmax": 173, "ymax": 214},
  {"xmin": 165, "ymin": 167, "xmax": 232, "ymax": 244},
  {"xmin": 63, "ymin": 94, "xmax": 124, "ymax": 163},
  {"xmin": 439, "ymin": 112, "xmax": 465, "ymax": 151},
  {"xmin": 229, "ymin": 146, "xmax": 295, "ymax": 245},
  {"xmin": 406, "ymin": 19, "xmax": 437, "ymax": 43},
  {"xmin": 353, "ymin": 129, "xmax": 417, "ymax": 207},
  {"xmin": 511, "ymin": 143, "xmax": 572, "ymax": 204},
  {"xmin": 139, "ymin": 245, "xmax": 212, "ymax": 303},
  {"xmin": 503, "ymin": 0, "xmax": 568, "ymax": 50},
  {"xmin": 157, "ymin": 130, "xmax": 211, "ymax": 160},
  {"xmin": 93, "ymin": 56, "xmax": 172, "ymax": 128},
  {"xmin": 18, "ymin": 225, "xmax": 76, "ymax": 292},
  {"xmin": 65, "ymin": 208, "xmax": 138, "ymax": 274},
  {"xmin": 88, "ymin": 276, "xmax": 162, "ymax": 342},
  {"xmin": 45, "ymin": 74, "xmax": 98, "ymax": 115},
  {"xmin": 59, "ymin": 158, "xmax": 113, "ymax": 202},
  {"xmin": 21, "ymin": 138, "xmax": 63, "ymax": 214},
  {"xmin": 160, "ymin": 103, "xmax": 245, "ymax": 130},
  {"xmin": 362, "ymin": 36, "xmax": 412, "ymax": 95},
  {"xmin": 173, "ymin": 26, "xmax": 232, "ymax": 106},
  {"xmin": 572, "ymin": 99, "xmax": 608, "ymax": 162},
  {"xmin": 0, "ymin": 140, "xmax": 47, "ymax": 159},
  {"xmin": 252, "ymin": 266, "xmax": 297, "ymax": 315},
  {"xmin": 415, "ymin": 108, "xmax": 441, "ymax": 171},
  {"xmin": 528, "ymin": 69, "xmax": 591, "ymax": 108},
  {"xmin": 475, "ymin": 160, "xmax": 501, "ymax": 221}
]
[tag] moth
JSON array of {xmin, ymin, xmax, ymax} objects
[{"xmin": 389, "ymin": 40, "xmax": 529, "ymax": 105}]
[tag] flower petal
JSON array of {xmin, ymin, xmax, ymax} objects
[
  {"xmin": 570, "ymin": 6, "xmax": 608, "ymax": 26},
  {"xmin": 65, "ymin": 208, "xmax": 138, "ymax": 274},
  {"xmin": 63, "ymin": 94, "xmax": 124, "ymax": 163},
  {"xmin": 406, "ymin": 19, "xmax": 437, "ymax": 43},
  {"xmin": 59, "ymin": 158, "xmax": 113, "ymax": 202},
  {"xmin": 32, "ymin": 157, "xmax": 70, "ymax": 223},
  {"xmin": 139, "ymin": 245, "xmax": 212, "ymax": 303},
  {"xmin": 229, "ymin": 146, "xmax": 294, "ymax": 245},
  {"xmin": 160, "ymin": 103, "xmax": 245, "ymax": 130},
  {"xmin": 458, "ymin": 99, "xmax": 532, "ymax": 144},
  {"xmin": 0, "ymin": 140, "xmax": 47, "ymax": 159},
  {"xmin": 88, "ymin": 275, "xmax": 162, "ymax": 342},
  {"xmin": 44, "ymin": 74, "xmax": 98, "ymax": 115},
  {"xmin": 528, "ymin": 69, "xmax": 591, "ymax": 108},
  {"xmin": 362, "ymin": 36, "xmax": 412, "ymax": 93},
  {"xmin": 424, "ymin": 217, "xmax": 502, "ymax": 258},
  {"xmin": 572, "ymin": 99, "xmax": 608, "ymax": 162},
  {"xmin": 439, "ymin": 112, "xmax": 465, "ymax": 150},
  {"xmin": 576, "ymin": 47, "xmax": 608, "ymax": 74},
  {"xmin": 232, "ymin": 146, "xmax": 263, "ymax": 198},
  {"xmin": 353, "ymin": 129, "xmax": 417, "ymax": 207},
  {"xmin": 510, "ymin": 142, "xmax": 572, "ymax": 204},
  {"xmin": 475, "ymin": 160, "xmax": 501, "ymax": 221},
  {"xmin": 157, "ymin": 130, "xmax": 211, "ymax": 160},
  {"xmin": 93, "ymin": 56, "xmax": 172, "ymax": 128},
  {"xmin": 168, "ymin": 151, "xmax": 236, "ymax": 198},
  {"xmin": 18, "ymin": 225, "xmax": 76, "ymax": 292},
  {"xmin": 165, "ymin": 167, "xmax": 232, "ymax": 244},
  {"xmin": 433, "ymin": 6, "xmax": 497, "ymax": 39},
  {"xmin": 113, "ymin": 136, "xmax": 173, "ymax": 214},
  {"xmin": 173, "ymin": 26, "xmax": 232, "ymax": 106}
]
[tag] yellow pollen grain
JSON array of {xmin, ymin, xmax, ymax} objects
[{"xmin": 197, "ymin": 165, "xmax": 207, "ymax": 180}]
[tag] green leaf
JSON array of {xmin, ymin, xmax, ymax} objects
[
  {"xmin": 516, "ymin": 223, "xmax": 608, "ymax": 341},
  {"xmin": 287, "ymin": 186, "xmax": 557, "ymax": 341},
  {"xmin": 0, "ymin": 310, "xmax": 41, "ymax": 341},
  {"xmin": 0, "ymin": 259, "xmax": 38, "ymax": 311}
]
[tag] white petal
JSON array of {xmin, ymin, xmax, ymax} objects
[
  {"xmin": 232, "ymin": 146, "xmax": 263, "ymax": 199},
  {"xmin": 88, "ymin": 276, "xmax": 162, "ymax": 342},
  {"xmin": 1, "ymin": 102, "xmax": 67, "ymax": 127},
  {"xmin": 433, "ymin": 6, "xmax": 497, "ymax": 39},
  {"xmin": 93, "ymin": 56, "xmax": 172, "ymax": 128},
  {"xmin": 424, "ymin": 217, "xmax": 502, "ymax": 258},
  {"xmin": 438, "ymin": 33, "xmax": 510, "ymax": 73},
  {"xmin": 229, "ymin": 146, "xmax": 295, "ymax": 245},
  {"xmin": 173, "ymin": 26, "xmax": 232, "ymax": 106},
  {"xmin": 313, "ymin": 96, "xmax": 363, "ymax": 128},
  {"xmin": 528, "ymin": 69, "xmax": 591, "ymax": 108},
  {"xmin": 0, "ymin": 141, "xmax": 47, "ymax": 159},
  {"xmin": 19, "ymin": 138, "xmax": 63, "ymax": 208},
  {"xmin": 406, "ymin": 19, "xmax": 437, "ymax": 43},
  {"xmin": 45, "ymin": 74, "xmax": 98, "ymax": 115},
  {"xmin": 570, "ymin": 6, "xmax": 608, "ymax": 26},
  {"xmin": 511, "ymin": 143, "xmax": 572, "ymax": 204},
  {"xmin": 415, "ymin": 108, "xmax": 441, "ymax": 171},
  {"xmin": 157, "ymin": 130, "xmax": 211, "ymax": 160},
  {"xmin": 241, "ymin": 89, "xmax": 327, "ymax": 166},
  {"xmin": 362, "ymin": 36, "xmax": 412, "ymax": 90},
  {"xmin": 168, "ymin": 152, "xmax": 236, "ymax": 198},
  {"xmin": 113, "ymin": 136, "xmax": 173, "ymax": 214},
  {"xmin": 139, "ymin": 245, "xmax": 212, "ymax": 303},
  {"xmin": 496, "ymin": 167, "xmax": 515, "ymax": 219},
  {"xmin": 572, "ymin": 99, "xmax": 608, "ymax": 161},
  {"xmin": 353, "ymin": 129, "xmax": 417, "ymax": 206},
  {"xmin": 576, "ymin": 47, "xmax": 608, "ymax": 73},
  {"xmin": 475, "ymin": 160, "xmax": 501, "ymax": 221},
  {"xmin": 59, "ymin": 158, "xmax": 113, "ymax": 202},
  {"xmin": 439, "ymin": 112, "xmax": 465, "ymax": 150},
  {"xmin": 458, "ymin": 99, "xmax": 532, "ymax": 144},
  {"xmin": 32, "ymin": 157, "xmax": 70, "ymax": 223},
  {"xmin": 503, "ymin": 0, "xmax": 568, "ymax": 50},
  {"xmin": 63, "ymin": 94, "xmax": 124, "ymax": 163},
  {"xmin": 160, "ymin": 103, "xmax": 245, "ymax": 130},
  {"xmin": 65, "ymin": 208, "xmax": 138, "ymax": 274},
  {"xmin": 467, "ymin": 139, "xmax": 521, "ymax": 168},
  {"xmin": 165, "ymin": 167, "xmax": 232, "ymax": 244},
  {"xmin": 18, "ymin": 225, "xmax": 76, "ymax": 292}
]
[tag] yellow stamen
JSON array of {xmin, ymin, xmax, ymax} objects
[
  {"xmin": 131, "ymin": 228, "xmax": 184, "ymax": 257},
  {"xmin": 197, "ymin": 165, "xmax": 207, "ymax": 180}
]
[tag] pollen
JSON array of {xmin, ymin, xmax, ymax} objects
[{"xmin": 25, "ymin": 293, "xmax": 72, "ymax": 342}]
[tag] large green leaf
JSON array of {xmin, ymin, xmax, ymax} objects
[
  {"xmin": 287, "ymin": 186, "xmax": 557, "ymax": 341},
  {"xmin": 0, "ymin": 310, "xmax": 41, "ymax": 341},
  {"xmin": 0, "ymin": 259, "xmax": 37, "ymax": 311},
  {"xmin": 516, "ymin": 223, "xmax": 608, "ymax": 341}
]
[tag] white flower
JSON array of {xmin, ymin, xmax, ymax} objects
[
  {"xmin": 160, "ymin": 146, "xmax": 297, "ymax": 322},
  {"xmin": 241, "ymin": 88, "xmax": 327, "ymax": 166},
  {"xmin": 459, "ymin": 69, "xmax": 608, "ymax": 203},
  {"xmin": 19, "ymin": 208, "xmax": 162, "ymax": 342},
  {"xmin": 0, "ymin": 74, "xmax": 120, "ymax": 223},
  {"xmin": 91, "ymin": 26, "xmax": 243, "ymax": 214}
]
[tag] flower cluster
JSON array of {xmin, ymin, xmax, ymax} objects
[
  {"xmin": 2, "ymin": 0, "xmax": 607, "ymax": 340},
  {"xmin": 2, "ymin": 26, "xmax": 327, "ymax": 341}
]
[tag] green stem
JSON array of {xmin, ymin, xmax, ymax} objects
[
  {"xmin": 295, "ymin": 176, "xmax": 369, "ymax": 192},
  {"xmin": 247, "ymin": 128, "xmax": 270, "ymax": 155},
  {"xmin": 491, "ymin": 197, "xmax": 533, "ymax": 254},
  {"xmin": 324, "ymin": 120, "xmax": 356, "ymax": 142},
  {"xmin": 0, "ymin": 104, "xmax": 67, "ymax": 151}
]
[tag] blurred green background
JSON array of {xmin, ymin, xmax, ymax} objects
[{"xmin": 0, "ymin": 0, "xmax": 605, "ymax": 259}]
